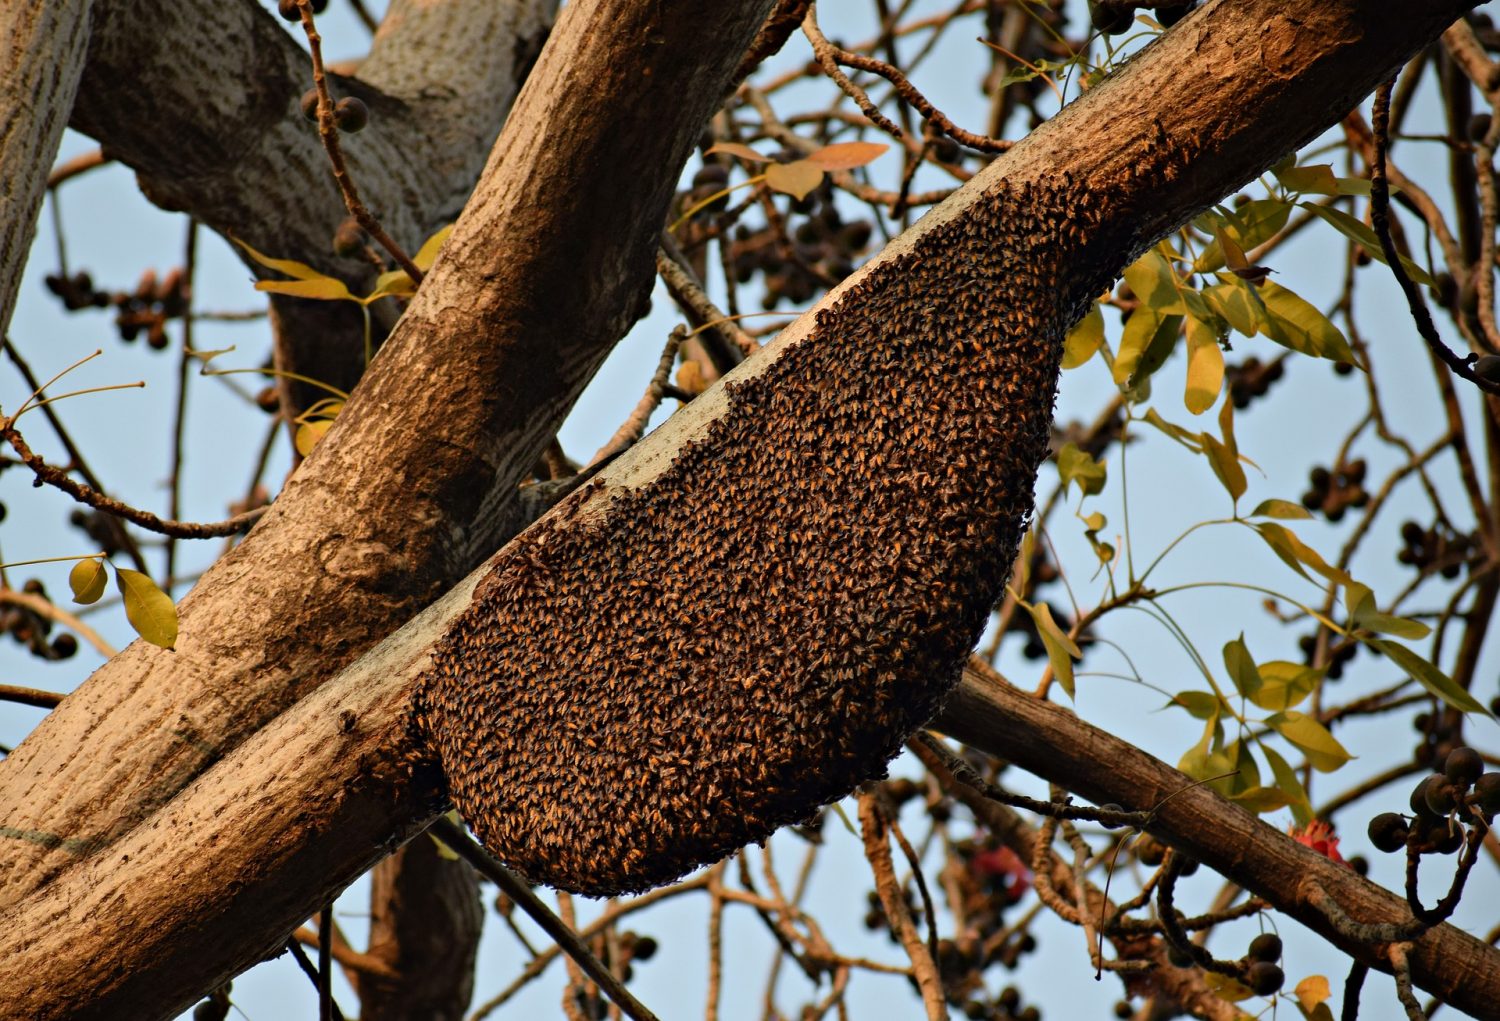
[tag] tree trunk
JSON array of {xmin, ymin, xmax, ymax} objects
[{"xmin": 0, "ymin": 1, "xmax": 1491, "ymax": 1018}]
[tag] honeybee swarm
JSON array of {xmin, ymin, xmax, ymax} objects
[{"xmin": 417, "ymin": 180, "xmax": 1115, "ymax": 895}]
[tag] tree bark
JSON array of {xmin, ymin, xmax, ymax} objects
[
  {"xmin": 70, "ymin": 0, "xmax": 555, "ymax": 414},
  {"xmin": 0, "ymin": 1, "xmax": 94, "ymax": 340},
  {"xmin": 0, "ymin": 0, "xmax": 776, "ymax": 910},
  {"xmin": 0, "ymin": 0, "xmax": 1491, "ymax": 1017},
  {"xmin": 357, "ymin": 837, "xmax": 484, "ymax": 1021}
]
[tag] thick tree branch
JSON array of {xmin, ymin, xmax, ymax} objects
[
  {"xmin": 357, "ymin": 835, "xmax": 483, "ymax": 1021},
  {"xmin": 0, "ymin": 1, "xmax": 94, "ymax": 339},
  {"xmin": 69, "ymin": 0, "xmax": 554, "ymax": 412},
  {"xmin": 0, "ymin": 1, "xmax": 1488, "ymax": 1017},
  {"xmin": 0, "ymin": 0, "xmax": 778, "ymax": 919},
  {"xmin": 933, "ymin": 663, "xmax": 1500, "ymax": 1018}
]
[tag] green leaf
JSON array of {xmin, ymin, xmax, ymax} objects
[
  {"xmin": 69, "ymin": 558, "xmax": 107, "ymax": 605},
  {"xmin": 1275, "ymin": 163, "xmax": 1341, "ymax": 196},
  {"xmin": 1254, "ymin": 522, "xmax": 1349, "ymax": 589},
  {"xmin": 1262, "ymin": 743, "xmax": 1313, "ymax": 826},
  {"xmin": 1249, "ymin": 661, "xmax": 1323, "ymax": 712},
  {"xmin": 1351, "ymin": 597, "xmax": 1430, "ymax": 640},
  {"xmin": 1223, "ymin": 636, "xmax": 1261, "ymax": 701},
  {"xmin": 764, "ymin": 160, "xmax": 824, "ymax": 200},
  {"xmin": 1179, "ymin": 720, "xmax": 1232, "ymax": 787},
  {"xmin": 1124, "ymin": 250, "xmax": 1185, "ymax": 314},
  {"xmin": 1202, "ymin": 434, "xmax": 1246, "ymax": 504},
  {"xmin": 1258, "ymin": 281, "xmax": 1356, "ymax": 362},
  {"xmin": 1119, "ymin": 312, "xmax": 1182, "ymax": 390},
  {"xmin": 1249, "ymin": 498, "xmax": 1312, "ymax": 520},
  {"xmin": 1062, "ymin": 303, "xmax": 1103, "ymax": 370},
  {"xmin": 1013, "ymin": 527, "xmax": 1036, "ymax": 591},
  {"xmin": 1194, "ymin": 200, "xmax": 1291, "ymax": 272},
  {"xmin": 1169, "ymin": 690, "xmax": 1222, "ymax": 721},
  {"xmin": 1227, "ymin": 737, "xmax": 1262, "ymax": 793},
  {"xmin": 1267, "ymin": 710, "xmax": 1351, "ymax": 772},
  {"xmin": 1184, "ymin": 316, "xmax": 1224, "ymax": 414},
  {"xmin": 366, "ymin": 269, "xmax": 416, "ymax": 302},
  {"xmin": 1028, "ymin": 602, "xmax": 1081, "ymax": 699},
  {"xmin": 1056, "ymin": 442, "xmax": 1106, "ymax": 497},
  {"xmin": 1230, "ymin": 785, "xmax": 1289, "ymax": 813},
  {"xmin": 1300, "ymin": 203, "xmax": 1435, "ymax": 286},
  {"xmin": 1141, "ymin": 408, "xmax": 1203, "ymax": 452},
  {"xmin": 115, "ymin": 567, "xmax": 178, "ymax": 650},
  {"xmin": 1366, "ymin": 638, "xmax": 1492, "ymax": 716},
  {"xmin": 1203, "ymin": 276, "xmax": 1270, "ymax": 337},
  {"xmin": 254, "ymin": 278, "xmax": 354, "ymax": 301}
]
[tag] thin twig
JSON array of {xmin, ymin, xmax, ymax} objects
[
  {"xmin": 1388, "ymin": 942, "xmax": 1428, "ymax": 1021},
  {"xmin": 804, "ymin": 4, "xmax": 1009, "ymax": 153},
  {"xmin": 431, "ymin": 817, "xmax": 662, "ymax": 1021},
  {"xmin": 0, "ymin": 683, "xmax": 62, "ymax": 709},
  {"xmin": 1, "ymin": 340, "xmax": 150, "ymax": 573},
  {"xmin": 657, "ymin": 239, "xmax": 757, "ymax": 361},
  {"xmin": 46, "ymin": 149, "xmax": 109, "ymax": 189},
  {"xmin": 284, "ymin": 937, "xmax": 346, "ymax": 1021},
  {"xmin": 0, "ymin": 587, "xmax": 118, "ymax": 658},
  {"xmin": 2, "ymin": 426, "xmax": 266, "ymax": 539},
  {"xmin": 318, "ymin": 905, "xmax": 334, "ymax": 1021},
  {"xmin": 166, "ymin": 220, "xmax": 199, "ymax": 587},
  {"xmin": 857, "ymin": 791, "xmax": 945, "ymax": 1021},
  {"xmin": 292, "ymin": 0, "xmax": 423, "ymax": 283},
  {"xmin": 1371, "ymin": 80, "xmax": 1500, "ymax": 393}
]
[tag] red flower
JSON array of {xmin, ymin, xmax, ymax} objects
[
  {"xmin": 1289, "ymin": 820, "xmax": 1348, "ymax": 866},
  {"xmin": 972, "ymin": 845, "xmax": 1033, "ymax": 901}
]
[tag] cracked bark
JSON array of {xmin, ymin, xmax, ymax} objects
[
  {"xmin": 0, "ymin": 1, "xmax": 1493, "ymax": 1018},
  {"xmin": 70, "ymin": 0, "xmax": 555, "ymax": 414}
]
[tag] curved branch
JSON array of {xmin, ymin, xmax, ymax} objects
[{"xmin": 3, "ymin": 426, "xmax": 266, "ymax": 539}]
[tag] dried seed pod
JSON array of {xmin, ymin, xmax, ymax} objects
[{"xmin": 416, "ymin": 180, "xmax": 1121, "ymax": 895}]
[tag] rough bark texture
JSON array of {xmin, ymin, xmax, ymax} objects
[
  {"xmin": 935, "ymin": 663, "xmax": 1500, "ymax": 1020},
  {"xmin": 70, "ymin": 0, "xmax": 554, "ymax": 413},
  {"xmin": 0, "ymin": 0, "xmax": 94, "ymax": 340},
  {"xmin": 357, "ymin": 832, "xmax": 484, "ymax": 1021},
  {"xmin": 0, "ymin": 0, "xmax": 776, "ymax": 912},
  {"xmin": 0, "ymin": 0, "xmax": 1491, "ymax": 1017}
]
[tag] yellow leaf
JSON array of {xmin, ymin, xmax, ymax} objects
[
  {"xmin": 1194, "ymin": 200, "xmax": 1290, "ymax": 272},
  {"xmin": 1268, "ymin": 711, "xmax": 1351, "ymax": 772},
  {"xmin": 1202, "ymin": 971, "xmax": 1254, "ymax": 1002},
  {"xmin": 1030, "ymin": 602, "xmax": 1080, "ymax": 699},
  {"xmin": 115, "ymin": 567, "xmax": 178, "ymax": 650},
  {"xmin": 366, "ymin": 269, "xmax": 416, "ymax": 302},
  {"xmin": 804, "ymin": 141, "xmax": 888, "ymax": 170},
  {"xmin": 1184, "ymin": 316, "xmax": 1224, "ymax": 414},
  {"xmin": 413, "ymin": 224, "xmax": 453, "ymax": 271},
  {"xmin": 1276, "ymin": 163, "xmax": 1341, "ymax": 196},
  {"xmin": 764, "ymin": 160, "xmax": 825, "ymax": 200},
  {"xmin": 676, "ymin": 360, "xmax": 706, "ymax": 396},
  {"xmin": 1062, "ymin": 303, "xmax": 1103, "ymax": 369},
  {"xmin": 255, "ymin": 278, "xmax": 354, "ymax": 301},
  {"xmin": 295, "ymin": 418, "xmax": 335, "ymax": 457},
  {"xmin": 69, "ymin": 558, "xmax": 107, "ymax": 605},
  {"xmin": 704, "ymin": 142, "xmax": 770, "ymax": 163},
  {"xmin": 1258, "ymin": 281, "xmax": 1356, "ymax": 363},
  {"xmin": 1123, "ymin": 250, "xmax": 1185, "ymax": 314},
  {"xmin": 1295, "ymin": 975, "xmax": 1332, "ymax": 1013},
  {"xmin": 234, "ymin": 238, "xmax": 330, "ymax": 281}
]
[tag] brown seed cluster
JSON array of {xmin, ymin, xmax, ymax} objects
[{"xmin": 416, "ymin": 178, "xmax": 1119, "ymax": 896}]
